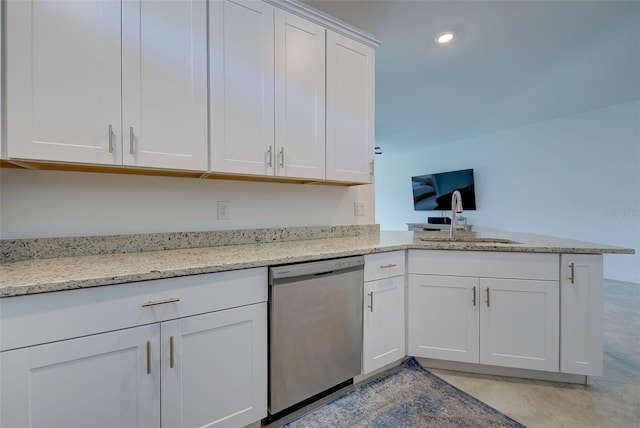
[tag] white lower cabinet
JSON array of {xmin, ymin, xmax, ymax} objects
[
  {"xmin": 408, "ymin": 250, "xmax": 560, "ymax": 372},
  {"xmin": 0, "ymin": 269, "xmax": 268, "ymax": 428},
  {"xmin": 560, "ymin": 254, "xmax": 604, "ymax": 376},
  {"xmin": 161, "ymin": 303, "xmax": 267, "ymax": 428},
  {"xmin": 363, "ymin": 276, "xmax": 406, "ymax": 374},
  {"xmin": 479, "ymin": 277, "xmax": 559, "ymax": 372},
  {"xmin": 362, "ymin": 251, "xmax": 406, "ymax": 374},
  {"xmin": 408, "ymin": 275, "xmax": 479, "ymax": 364},
  {"xmin": 1, "ymin": 324, "xmax": 161, "ymax": 428}
]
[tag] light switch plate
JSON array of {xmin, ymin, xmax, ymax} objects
[{"xmin": 354, "ymin": 201, "xmax": 366, "ymax": 216}]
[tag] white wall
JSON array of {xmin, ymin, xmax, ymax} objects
[
  {"xmin": 376, "ymin": 100, "xmax": 640, "ymax": 283},
  {"xmin": 0, "ymin": 169, "xmax": 374, "ymax": 238}
]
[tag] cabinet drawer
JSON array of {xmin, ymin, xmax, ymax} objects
[
  {"xmin": 1, "ymin": 268, "xmax": 267, "ymax": 352},
  {"xmin": 364, "ymin": 251, "xmax": 405, "ymax": 281},
  {"xmin": 408, "ymin": 250, "xmax": 558, "ymax": 281}
]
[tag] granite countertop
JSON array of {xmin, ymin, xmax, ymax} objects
[{"xmin": 0, "ymin": 230, "xmax": 633, "ymax": 298}]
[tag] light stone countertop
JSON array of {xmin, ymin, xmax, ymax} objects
[{"xmin": 0, "ymin": 231, "xmax": 634, "ymax": 298}]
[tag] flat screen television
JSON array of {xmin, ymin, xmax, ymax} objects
[{"xmin": 411, "ymin": 168, "xmax": 476, "ymax": 211}]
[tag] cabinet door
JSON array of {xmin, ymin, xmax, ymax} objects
[
  {"xmin": 408, "ymin": 275, "xmax": 479, "ymax": 363},
  {"xmin": 161, "ymin": 303, "xmax": 267, "ymax": 428},
  {"xmin": 363, "ymin": 276, "xmax": 406, "ymax": 374},
  {"xmin": 122, "ymin": 0, "xmax": 208, "ymax": 171},
  {"xmin": 1, "ymin": 2, "xmax": 3, "ymax": 158},
  {"xmin": 326, "ymin": 31, "xmax": 375, "ymax": 183},
  {"xmin": 6, "ymin": 0, "xmax": 121, "ymax": 164},
  {"xmin": 560, "ymin": 254, "xmax": 603, "ymax": 375},
  {"xmin": 274, "ymin": 9, "xmax": 325, "ymax": 180},
  {"xmin": 0, "ymin": 324, "xmax": 160, "ymax": 428},
  {"xmin": 480, "ymin": 278, "xmax": 559, "ymax": 372},
  {"xmin": 210, "ymin": 0, "xmax": 275, "ymax": 176}
]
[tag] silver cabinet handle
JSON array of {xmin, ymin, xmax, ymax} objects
[
  {"xmin": 169, "ymin": 336, "xmax": 175, "ymax": 369},
  {"xmin": 485, "ymin": 287, "xmax": 490, "ymax": 307},
  {"xmin": 472, "ymin": 286, "xmax": 477, "ymax": 306},
  {"xmin": 380, "ymin": 263, "xmax": 397, "ymax": 269},
  {"xmin": 141, "ymin": 297, "xmax": 180, "ymax": 308},
  {"xmin": 279, "ymin": 147, "xmax": 285, "ymax": 168},
  {"xmin": 146, "ymin": 340, "xmax": 151, "ymax": 375},
  {"xmin": 267, "ymin": 146, "xmax": 273, "ymax": 167},
  {"xmin": 108, "ymin": 124, "xmax": 113, "ymax": 153},
  {"xmin": 569, "ymin": 263, "xmax": 575, "ymax": 284},
  {"xmin": 129, "ymin": 126, "xmax": 135, "ymax": 154},
  {"xmin": 368, "ymin": 291, "xmax": 374, "ymax": 312}
]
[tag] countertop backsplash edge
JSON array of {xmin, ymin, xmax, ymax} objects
[{"xmin": 0, "ymin": 224, "xmax": 381, "ymax": 263}]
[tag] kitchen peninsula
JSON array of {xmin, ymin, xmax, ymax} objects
[
  {"xmin": 0, "ymin": 226, "xmax": 634, "ymax": 427},
  {"xmin": 0, "ymin": 227, "xmax": 631, "ymax": 297}
]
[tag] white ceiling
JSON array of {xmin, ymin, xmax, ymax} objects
[{"xmin": 302, "ymin": 0, "xmax": 640, "ymax": 149}]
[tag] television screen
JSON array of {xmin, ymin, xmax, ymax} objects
[{"xmin": 411, "ymin": 168, "xmax": 476, "ymax": 211}]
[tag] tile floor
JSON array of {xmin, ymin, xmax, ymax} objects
[{"xmin": 424, "ymin": 279, "xmax": 640, "ymax": 428}]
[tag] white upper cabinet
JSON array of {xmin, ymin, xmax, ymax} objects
[
  {"xmin": 326, "ymin": 30, "xmax": 375, "ymax": 183},
  {"xmin": 6, "ymin": 0, "xmax": 122, "ymax": 164},
  {"xmin": 1, "ymin": 2, "xmax": 4, "ymax": 157},
  {"xmin": 274, "ymin": 9, "xmax": 326, "ymax": 180},
  {"xmin": 5, "ymin": 0, "xmax": 377, "ymax": 181},
  {"xmin": 6, "ymin": 0, "xmax": 207, "ymax": 171},
  {"xmin": 210, "ymin": 0, "xmax": 275, "ymax": 176},
  {"xmin": 122, "ymin": 0, "xmax": 208, "ymax": 171},
  {"xmin": 210, "ymin": 4, "xmax": 326, "ymax": 181}
]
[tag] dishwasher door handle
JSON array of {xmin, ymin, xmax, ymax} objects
[{"xmin": 313, "ymin": 270, "xmax": 336, "ymax": 278}]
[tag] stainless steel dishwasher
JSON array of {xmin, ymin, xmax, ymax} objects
[{"xmin": 268, "ymin": 256, "xmax": 364, "ymax": 417}]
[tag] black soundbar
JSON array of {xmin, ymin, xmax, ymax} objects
[{"xmin": 428, "ymin": 217, "xmax": 451, "ymax": 224}]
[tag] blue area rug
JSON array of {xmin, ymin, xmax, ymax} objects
[{"xmin": 283, "ymin": 358, "xmax": 526, "ymax": 428}]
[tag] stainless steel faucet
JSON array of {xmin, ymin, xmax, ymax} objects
[{"xmin": 450, "ymin": 190, "xmax": 463, "ymax": 239}]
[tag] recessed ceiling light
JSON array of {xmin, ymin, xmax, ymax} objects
[{"xmin": 436, "ymin": 32, "xmax": 455, "ymax": 45}]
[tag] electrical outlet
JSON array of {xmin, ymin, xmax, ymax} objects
[
  {"xmin": 217, "ymin": 201, "xmax": 231, "ymax": 220},
  {"xmin": 354, "ymin": 201, "xmax": 366, "ymax": 216}
]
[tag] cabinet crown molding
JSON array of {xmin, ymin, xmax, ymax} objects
[{"xmin": 266, "ymin": 0, "xmax": 381, "ymax": 48}]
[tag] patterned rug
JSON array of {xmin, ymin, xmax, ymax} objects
[{"xmin": 283, "ymin": 358, "xmax": 526, "ymax": 428}]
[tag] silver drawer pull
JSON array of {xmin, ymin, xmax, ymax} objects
[
  {"xmin": 108, "ymin": 124, "xmax": 114, "ymax": 153},
  {"xmin": 141, "ymin": 297, "xmax": 180, "ymax": 308},
  {"xmin": 129, "ymin": 126, "xmax": 135, "ymax": 154},
  {"xmin": 569, "ymin": 263, "xmax": 575, "ymax": 284},
  {"xmin": 169, "ymin": 336, "xmax": 175, "ymax": 369},
  {"xmin": 146, "ymin": 341, "xmax": 151, "ymax": 375},
  {"xmin": 380, "ymin": 263, "xmax": 397, "ymax": 269}
]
